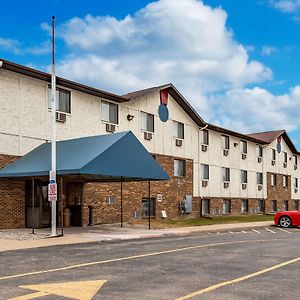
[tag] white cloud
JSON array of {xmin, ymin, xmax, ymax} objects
[
  {"xmin": 270, "ymin": 0, "xmax": 300, "ymax": 12},
  {"xmin": 261, "ymin": 45, "xmax": 278, "ymax": 56},
  {"xmin": 55, "ymin": 0, "xmax": 272, "ymax": 96},
  {"xmin": 0, "ymin": 37, "xmax": 20, "ymax": 54}
]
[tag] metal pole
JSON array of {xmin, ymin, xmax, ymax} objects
[
  {"xmin": 120, "ymin": 178, "xmax": 123, "ymax": 228},
  {"xmin": 61, "ymin": 176, "xmax": 64, "ymax": 236},
  {"xmin": 50, "ymin": 16, "xmax": 57, "ymax": 237},
  {"xmin": 31, "ymin": 177, "xmax": 35, "ymax": 234},
  {"xmin": 148, "ymin": 180, "xmax": 151, "ymax": 230}
]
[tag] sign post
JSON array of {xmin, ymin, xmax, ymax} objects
[{"xmin": 50, "ymin": 16, "xmax": 57, "ymax": 237}]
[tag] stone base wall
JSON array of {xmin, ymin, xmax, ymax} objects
[
  {"xmin": 82, "ymin": 154, "xmax": 195, "ymax": 225},
  {"xmin": 0, "ymin": 154, "xmax": 25, "ymax": 229}
]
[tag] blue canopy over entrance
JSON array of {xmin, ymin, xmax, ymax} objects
[{"xmin": 0, "ymin": 131, "xmax": 169, "ymax": 181}]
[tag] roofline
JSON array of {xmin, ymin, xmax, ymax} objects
[
  {"xmin": 207, "ymin": 123, "xmax": 268, "ymax": 145},
  {"xmin": 0, "ymin": 59, "xmax": 128, "ymax": 103}
]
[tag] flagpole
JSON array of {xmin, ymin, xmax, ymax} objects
[{"xmin": 50, "ymin": 16, "xmax": 57, "ymax": 237}]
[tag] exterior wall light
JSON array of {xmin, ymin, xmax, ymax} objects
[{"xmin": 127, "ymin": 114, "xmax": 134, "ymax": 121}]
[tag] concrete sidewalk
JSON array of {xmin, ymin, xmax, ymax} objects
[{"xmin": 0, "ymin": 221, "xmax": 273, "ymax": 252}]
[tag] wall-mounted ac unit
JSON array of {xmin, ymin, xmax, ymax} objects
[
  {"xmin": 294, "ymin": 165, "xmax": 298, "ymax": 170},
  {"xmin": 223, "ymin": 149, "xmax": 229, "ymax": 156},
  {"xmin": 258, "ymin": 184, "xmax": 263, "ymax": 191},
  {"xmin": 241, "ymin": 153, "xmax": 247, "ymax": 160},
  {"xmin": 295, "ymin": 188, "xmax": 298, "ymax": 193},
  {"xmin": 175, "ymin": 139, "xmax": 183, "ymax": 147},
  {"xmin": 177, "ymin": 178, "xmax": 184, "ymax": 185},
  {"xmin": 242, "ymin": 183, "xmax": 247, "ymax": 190},
  {"xmin": 258, "ymin": 157, "xmax": 262, "ymax": 163},
  {"xmin": 106, "ymin": 123, "xmax": 116, "ymax": 133},
  {"xmin": 106, "ymin": 196, "xmax": 116, "ymax": 205},
  {"xmin": 201, "ymin": 144, "xmax": 208, "ymax": 152},
  {"xmin": 223, "ymin": 182, "xmax": 229, "ymax": 188},
  {"xmin": 56, "ymin": 112, "xmax": 66, "ymax": 123},
  {"xmin": 144, "ymin": 132, "xmax": 152, "ymax": 140},
  {"xmin": 202, "ymin": 180, "xmax": 208, "ymax": 187},
  {"xmin": 271, "ymin": 160, "xmax": 276, "ymax": 166},
  {"xmin": 283, "ymin": 163, "xmax": 287, "ymax": 168}
]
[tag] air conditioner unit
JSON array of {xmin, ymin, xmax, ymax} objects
[
  {"xmin": 177, "ymin": 178, "xmax": 184, "ymax": 185},
  {"xmin": 294, "ymin": 165, "xmax": 298, "ymax": 170},
  {"xmin": 223, "ymin": 149, "xmax": 229, "ymax": 156},
  {"xmin": 271, "ymin": 160, "xmax": 276, "ymax": 166},
  {"xmin": 258, "ymin": 184, "xmax": 263, "ymax": 191},
  {"xmin": 283, "ymin": 163, "xmax": 287, "ymax": 168},
  {"xmin": 258, "ymin": 157, "xmax": 262, "ymax": 163},
  {"xmin": 106, "ymin": 123, "xmax": 116, "ymax": 133},
  {"xmin": 175, "ymin": 139, "xmax": 183, "ymax": 147},
  {"xmin": 242, "ymin": 153, "xmax": 247, "ymax": 160},
  {"xmin": 242, "ymin": 183, "xmax": 247, "ymax": 190},
  {"xmin": 144, "ymin": 132, "xmax": 152, "ymax": 140},
  {"xmin": 201, "ymin": 144, "xmax": 208, "ymax": 152},
  {"xmin": 56, "ymin": 112, "xmax": 66, "ymax": 123},
  {"xmin": 295, "ymin": 188, "xmax": 298, "ymax": 193},
  {"xmin": 223, "ymin": 182, "xmax": 229, "ymax": 188},
  {"xmin": 202, "ymin": 180, "xmax": 208, "ymax": 187},
  {"xmin": 106, "ymin": 196, "xmax": 116, "ymax": 205}
]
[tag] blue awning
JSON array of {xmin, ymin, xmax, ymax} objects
[{"xmin": 0, "ymin": 131, "xmax": 169, "ymax": 181}]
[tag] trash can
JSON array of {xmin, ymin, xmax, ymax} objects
[{"xmin": 63, "ymin": 208, "xmax": 71, "ymax": 227}]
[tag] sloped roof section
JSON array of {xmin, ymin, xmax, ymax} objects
[
  {"xmin": 247, "ymin": 130, "xmax": 298, "ymax": 154},
  {"xmin": 0, "ymin": 131, "xmax": 169, "ymax": 181},
  {"xmin": 123, "ymin": 83, "xmax": 206, "ymax": 127}
]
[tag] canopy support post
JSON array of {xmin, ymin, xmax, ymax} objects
[
  {"xmin": 120, "ymin": 177, "xmax": 123, "ymax": 228},
  {"xmin": 60, "ymin": 176, "xmax": 64, "ymax": 236},
  {"xmin": 31, "ymin": 177, "xmax": 35, "ymax": 234},
  {"xmin": 148, "ymin": 180, "xmax": 151, "ymax": 230}
]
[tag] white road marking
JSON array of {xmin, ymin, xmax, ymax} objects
[
  {"xmin": 265, "ymin": 228, "xmax": 276, "ymax": 234},
  {"xmin": 252, "ymin": 229, "xmax": 261, "ymax": 234},
  {"xmin": 277, "ymin": 228, "xmax": 292, "ymax": 234},
  {"xmin": 241, "ymin": 230, "xmax": 247, "ymax": 234}
]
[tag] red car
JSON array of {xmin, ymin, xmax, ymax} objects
[{"xmin": 274, "ymin": 211, "xmax": 300, "ymax": 228}]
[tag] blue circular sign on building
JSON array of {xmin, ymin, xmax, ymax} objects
[{"xmin": 158, "ymin": 104, "xmax": 169, "ymax": 122}]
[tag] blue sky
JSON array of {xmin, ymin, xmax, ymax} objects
[{"xmin": 1, "ymin": 0, "xmax": 300, "ymax": 146}]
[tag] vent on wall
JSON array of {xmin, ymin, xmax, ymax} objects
[
  {"xmin": 106, "ymin": 123, "xmax": 116, "ymax": 133},
  {"xmin": 56, "ymin": 112, "xmax": 66, "ymax": 123}
]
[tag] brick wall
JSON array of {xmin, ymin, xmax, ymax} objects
[
  {"xmin": 82, "ymin": 154, "xmax": 195, "ymax": 225},
  {"xmin": 0, "ymin": 154, "xmax": 25, "ymax": 228}
]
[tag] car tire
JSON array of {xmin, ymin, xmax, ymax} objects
[{"xmin": 279, "ymin": 216, "xmax": 292, "ymax": 228}]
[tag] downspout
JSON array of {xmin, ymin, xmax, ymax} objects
[{"xmin": 198, "ymin": 124, "xmax": 208, "ymax": 217}]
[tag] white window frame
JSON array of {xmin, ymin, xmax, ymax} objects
[
  {"xmin": 141, "ymin": 111, "xmax": 154, "ymax": 132},
  {"xmin": 257, "ymin": 172, "xmax": 263, "ymax": 185},
  {"xmin": 241, "ymin": 199, "xmax": 249, "ymax": 213},
  {"xmin": 240, "ymin": 140, "xmax": 247, "ymax": 154},
  {"xmin": 48, "ymin": 86, "xmax": 71, "ymax": 113},
  {"xmin": 241, "ymin": 170, "xmax": 248, "ymax": 184},
  {"xmin": 101, "ymin": 101, "xmax": 119, "ymax": 124},
  {"xmin": 201, "ymin": 164, "xmax": 209, "ymax": 180},
  {"xmin": 173, "ymin": 121, "xmax": 184, "ymax": 139},
  {"xmin": 223, "ymin": 199, "xmax": 231, "ymax": 214},
  {"xmin": 222, "ymin": 167, "xmax": 230, "ymax": 182},
  {"xmin": 174, "ymin": 159, "xmax": 185, "ymax": 177},
  {"xmin": 271, "ymin": 174, "xmax": 277, "ymax": 186},
  {"xmin": 202, "ymin": 130, "xmax": 209, "ymax": 145},
  {"xmin": 283, "ymin": 176, "xmax": 288, "ymax": 188},
  {"xmin": 221, "ymin": 135, "xmax": 230, "ymax": 150},
  {"xmin": 256, "ymin": 144, "xmax": 263, "ymax": 157}
]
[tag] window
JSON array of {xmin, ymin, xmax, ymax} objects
[
  {"xmin": 283, "ymin": 176, "xmax": 288, "ymax": 188},
  {"xmin": 202, "ymin": 199, "xmax": 210, "ymax": 215},
  {"xmin": 271, "ymin": 174, "xmax": 277, "ymax": 186},
  {"xmin": 271, "ymin": 149, "xmax": 276, "ymax": 161},
  {"xmin": 101, "ymin": 101, "xmax": 118, "ymax": 124},
  {"xmin": 141, "ymin": 112, "xmax": 154, "ymax": 132},
  {"xmin": 294, "ymin": 178, "xmax": 298, "ymax": 189},
  {"xmin": 222, "ymin": 167, "xmax": 230, "ymax": 182},
  {"xmin": 257, "ymin": 172, "xmax": 263, "ymax": 185},
  {"xmin": 173, "ymin": 121, "xmax": 184, "ymax": 139},
  {"xmin": 294, "ymin": 155, "xmax": 298, "ymax": 166},
  {"xmin": 256, "ymin": 145, "xmax": 263, "ymax": 157},
  {"xmin": 271, "ymin": 200, "xmax": 277, "ymax": 212},
  {"xmin": 223, "ymin": 199, "xmax": 231, "ymax": 214},
  {"xmin": 202, "ymin": 130, "xmax": 209, "ymax": 145},
  {"xmin": 106, "ymin": 196, "xmax": 116, "ymax": 205},
  {"xmin": 221, "ymin": 135, "xmax": 230, "ymax": 150},
  {"xmin": 295, "ymin": 200, "xmax": 299, "ymax": 210},
  {"xmin": 48, "ymin": 87, "xmax": 71, "ymax": 113},
  {"xmin": 201, "ymin": 164, "xmax": 209, "ymax": 180},
  {"xmin": 240, "ymin": 140, "xmax": 247, "ymax": 154},
  {"xmin": 241, "ymin": 170, "xmax": 248, "ymax": 184},
  {"xmin": 141, "ymin": 198, "xmax": 155, "ymax": 217},
  {"xmin": 284, "ymin": 200, "xmax": 289, "ymax": 211},
  {"xmin": 174, "ymin": 159, "xmax": 185, "ymax": 177},
  {"xmin": 241, "ymin": 199, "xmax": 249, "ymax": 213},
  {"xmin": 283, "ymin": 152, "xmax": 288, "ymax": 163},
  {"xmin": 257, "ymin": 200, "xmax": 264, "ymax": 213}
]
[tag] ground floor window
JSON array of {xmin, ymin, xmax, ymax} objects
[
  {"xmin": 142, "ymin": 198, "xmax": 155, "ymax": 217},
  {"xmin": 223, "ymin": 199, "xmax": 231, "ymax": 214},
  {"xmin": 295, "ymin": 200, "xmax": 299, "ymax": 210},
  {"xmin": 202, "ymin": 199, "xmax": 210, "ymax": 215},
  {"xmin": 271, "ymin": 200, "xmax": 277, "ymax": 212},
  {"xmin": 241, "ymin": 199, "xmax": 249, "ymax": 213},
  {"xmin": 284, "ymin": 200, "xmax": 289, "ymax": 211},
  {"xmin": 257, "ymin": 200, "xmax": 264, "ymax": 213}
]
